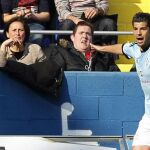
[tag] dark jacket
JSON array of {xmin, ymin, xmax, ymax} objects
[
  {"xmin": 0, "ymin": 43, "xmax": 119, "ymax": 97},
  {"xmin": 47, "ymin": 43, "xmax": 120, "ymax": 71},
  {"xmin": 0, "ymin": 50, "xmax": 64, "ymax": 97}
]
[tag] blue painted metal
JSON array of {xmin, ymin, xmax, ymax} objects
[{"xmin": 0, "ymin": 71, "xmax": 144, "ymax": 135}]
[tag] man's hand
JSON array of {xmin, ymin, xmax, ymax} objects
[
  {"xmin": 16, "ymin": 9, "xmax": 25, "ymax": 17},
  {"xmin": 84, "ymin": 8, "xmax": 99, "ymax": 19},
  {"xmin": 74, "ymin": 17, "xmax": 84, "ymax": 24},
  {"xmin": 16, "ymin": 8, "xmax": 32, "ymax": 19},
  {"xmin": 67, "ymin": 15, "xmax": 84, "ymax": 24},
  {"xmin": 24, "ymin": 9, "xmax": 32, "ymax": 19}
]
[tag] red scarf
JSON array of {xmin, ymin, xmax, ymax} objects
[{"xmin": 85, "ymin": 51, "xmax": 92, "ymax": 61}]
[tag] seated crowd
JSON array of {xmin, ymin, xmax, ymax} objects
[{"xmin": 0, "ymin": 0, "xmax": 120, "ymax": 72}]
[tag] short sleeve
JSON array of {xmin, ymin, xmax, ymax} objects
[{"xmin": 122, "ymin": 42, "xmax": 141, "ymax": 59}]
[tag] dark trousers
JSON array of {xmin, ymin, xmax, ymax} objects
[{"xmin": 58, "ymin": 14, "xmax": 118, "ymax": 45}]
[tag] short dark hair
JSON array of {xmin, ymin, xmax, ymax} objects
[
  {"xmin": 3, "ymin": 18, "xmax": 30, "ymax": 43},
  {"xmin": 72, "ymin": 21, "xmax": 94, "ymax": 36},
  {"xmin": 132, "ymin": 12, "xmax": 150, "ymax": 27}
]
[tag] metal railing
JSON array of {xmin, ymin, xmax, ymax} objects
[
  {"xmin": 0, "ymin": 30, "xmax": 133, "ymax": 35},
  {"xmin": 44, "ymin": 135, "xmax": 128, "ymax": 150},
  {"xmin": 0, "ymin": 135, "xmax": 132, "ymax": 150}
]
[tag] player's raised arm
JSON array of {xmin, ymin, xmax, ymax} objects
[{"xmin": 90, "ymin": 43, "xmax": 123, "ymax": 55}]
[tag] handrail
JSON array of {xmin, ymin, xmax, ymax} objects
[
  {"xmin": 0, "ymin": 30, "xmax": 133, "ymax": 35},
  {"xmin": 43, "ymin": 135, "xmax": 123, "ymax": 142},
  {"xmin": 44, "ymin": 136, "xmax": 127, "ymax": 150}
]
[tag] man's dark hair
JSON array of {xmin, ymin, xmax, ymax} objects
[
  {"xmin": 132, "ymin": 12, "xmax": 150, "ymax": 27},
  {"xmin": 3, "ymin": 18, "xmax": 30, "ymax": 43},
  {"xmin": 72, "ymin": 21, "xmax": 94, "ymax": 36}
]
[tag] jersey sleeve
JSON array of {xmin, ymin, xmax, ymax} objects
[{"xmin": 122, "ymin": 42, "xmax": 141, "ymax": 59}]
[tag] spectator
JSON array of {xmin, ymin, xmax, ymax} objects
[
  {"xmin": 47, "ymin": 21, "xmax": 119, "ymax": 71},
  {"xmin": 54, "ymin": 0, "xmax": 118, "ymax": 46},
  {"xmin": 0, "ymin": 18, "xmax": 46, "ymax": 67},
  {"xmin": 0, "ymin": 0, "xmax": 50, "ymax": 46},
  {"xmin": 90, "ymin": 12, "xmax": 150, "ymax": 150},
  {"xmin": 0, "ymin": 20, "xmax": 119, "ymax": 96}
]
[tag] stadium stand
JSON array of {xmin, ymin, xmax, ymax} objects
[{"xmin": 0, "ymin": 0, "xmax": 149, "ymax": 71}]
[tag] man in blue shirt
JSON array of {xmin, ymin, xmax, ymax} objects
[{"xmin": 90, "ymin": 12, "xmax": 150, "ymax": 150}]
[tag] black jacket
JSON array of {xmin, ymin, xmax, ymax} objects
[
  {"xmin": 1, "ymin": 55, "xmax": 64, "ymax": 97},
  {"xmin": 47, "ymin": 43, "xmax": 120, "ymax": 71},
  {"xmin": 0, "ymin": 43, "xmax": 119, "ymax": 97}
]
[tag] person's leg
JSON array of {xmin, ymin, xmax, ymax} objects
[
  {"xmin": 28, "ymin": 23, "xmax": 45, "ymax": 46},
  {"xmin": 92, "ymin": 16, "xmax": 118, "ymax": 60},
  {"xmin": 132, "ymin": 146, "xmax": 150, "ymax": 150},
  {"xmin": 59, "ymin": 19, "xmax": 75, "ymax": 30},
  {"xmin": 58, "ymin": 19, "xmax": 76, "ymax": 41},
  {"xmin": 93, "ymin": 16, "xmax": 117, "ymax": 45},
  {"xmin": 132, "ymin": 115, "xmax": 150, "ymax": 150}
]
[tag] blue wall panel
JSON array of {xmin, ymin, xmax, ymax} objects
[
  {"xmin": 69, "ymin": 120, "xmax": 122, "ymax": 135},
  {"xmin": 99, "ymin": 96, "xmax": 144, "ymax": 120},
  {"xmin": 0, "ymin": 71, "xmax": 145, "ymax": 136},
  {"xmin": 69, "ymin": 96, "xmax": 99, "ymax": 119},
  {"xmin": 77, "ymin": 72, "xmax": 124, "ymax": 96},
  {"xmin": 124, "ymin": 74, "xmax": 144, "ymax": 96},
  {"xmin": 122, "ymin": 121, "xmax": 139, "ymax": 136}
]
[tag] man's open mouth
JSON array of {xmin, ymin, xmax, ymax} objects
[{"xmin": 136, "ymin": 37, "xmax": 144, "ymax": 44}]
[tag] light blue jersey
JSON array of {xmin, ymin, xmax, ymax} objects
[{"xmin": 123, "ymin": 42, "xmax": 150, "ymax": 117}]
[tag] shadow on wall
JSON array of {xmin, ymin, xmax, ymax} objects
[{"xmin": 0, "ymin": 71, "xmax": 71, "ymax": 135}]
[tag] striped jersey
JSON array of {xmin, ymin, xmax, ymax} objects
[{"xmin": 54, "ymin": 0, "xmax": 109, "ymax": 21}]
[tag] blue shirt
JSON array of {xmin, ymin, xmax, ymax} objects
[{"xmin": 123, "ymin": 42, "xmax": 150, "ymax": 117}]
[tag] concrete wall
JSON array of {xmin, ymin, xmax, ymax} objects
[{"xmin": 0, "ymin": 71, "xmax": 144, "ymax": 136}]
